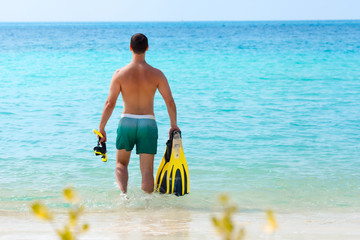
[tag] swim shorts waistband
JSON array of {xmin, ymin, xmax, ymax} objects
[{"xmin": 121, "ymin": 113, "xmax": 156, "ymax": 120}]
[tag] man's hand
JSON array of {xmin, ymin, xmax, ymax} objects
[
  {"xmin": 169, "ymin": 126, "xmax": 181, "ymax": 138},
  {"xmin": 99, "ymin": 129, "xmax": 107, "ymax": 143}
]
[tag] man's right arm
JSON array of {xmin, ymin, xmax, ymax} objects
[
  {"xmin": 157, "ymin": 71, "xmax": 180, "ymax": 137},
  {"xmin": 98, "ymin": 70, "xmax": 121, "ymax": 142}
]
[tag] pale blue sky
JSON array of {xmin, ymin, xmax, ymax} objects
[{"xmin": 0, "ymin": 0, "xmax": 359, "ymax": 22}]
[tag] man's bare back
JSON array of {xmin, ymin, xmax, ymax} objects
[
  {"xmin": 97, "ymin": 33, "xmax": 179, "ymax": 194},
  {"xmin": 114, "ymin": 62, "xmax": 168, "ymax": 116}
]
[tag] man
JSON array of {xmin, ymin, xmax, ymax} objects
[{"xmin": 98, "ymin": 33, "xmax": 180, "ymax": 194}]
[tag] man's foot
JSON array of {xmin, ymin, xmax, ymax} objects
[{"xmin": 120, "ymin": 192, "xmax": 129, "ymax": 200}]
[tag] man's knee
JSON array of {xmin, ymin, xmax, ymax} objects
[
  {"xmin": 116, "ymin": 149, "xmax": 131, "ymax": 166},
  {"xmin": 116, "ymin": 162, "xmax": 128, "ymax": 170}
]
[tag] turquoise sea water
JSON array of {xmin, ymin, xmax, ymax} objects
[{"xmin": 1, "ymin": 21, "xmax": 360, "ymax": 213}]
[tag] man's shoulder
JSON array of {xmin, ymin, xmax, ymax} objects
[
  {"xmin": 147, "ymin": 65, "xmax": 166, "ymax": 79},
  {"xmin": 112, "ymin": 65, "xmax": 130, "ymax": 80},
  {"xmin": 115, "ymin": 64, "xmax": 131, "ymax": 74},
  {"xmin": 112, "ymin": 64, "xmax": 166, "ymax": 82}
]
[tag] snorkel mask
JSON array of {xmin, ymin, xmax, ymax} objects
[{"xmin": 93, "ymin": 129, "xmax": 107, "ymax": 162}]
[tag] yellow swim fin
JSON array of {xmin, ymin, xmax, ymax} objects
[
  {"xmin": 155, "ymin": 139, "xmax": 172, "ymax": 194},
  {"xmin": 155, "ymin": 130, "xmax": 189, "ymax": 196}
]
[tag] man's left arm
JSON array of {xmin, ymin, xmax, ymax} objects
[{"xmin": 98, "ymin": 71, "xmax": 121, "ymax": 142}]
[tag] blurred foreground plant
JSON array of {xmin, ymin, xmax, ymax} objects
[
  {"xmin": 30, "ymin": 187, "xmax": 89, "ymax": 240},
  {"xmin": 264, "ymin": 209, "xmax": 277, "ymax": 234},
  {"xmin": 212, "ymin": 194, "xmax": 278, "ymax": 240},
  {"xmin": 212, "ymin": 194, "xmax": 245, "ymax": 240}
]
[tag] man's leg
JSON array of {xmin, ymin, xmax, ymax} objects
[
  {"xmin": 116, "ymin": 149, "xmax": 131, "ymax": 193},
  {"xmin": 139, "ymin": 153, "xmax": 155, "ymax": 193}
]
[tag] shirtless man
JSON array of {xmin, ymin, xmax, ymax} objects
[{"xmin": 98, "ymin": 33, "xmax": 180, "ymax": 194}]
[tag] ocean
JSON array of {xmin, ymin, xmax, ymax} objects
[{"xmin": 1, "ymin": 21, "xmax": 360, "ymax": 215}]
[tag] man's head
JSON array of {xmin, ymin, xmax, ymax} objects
[{"xmin": 130, "ymin": 33, "xmax": 148, "ymax": 54}]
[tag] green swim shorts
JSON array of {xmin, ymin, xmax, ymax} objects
[{"xmin": 116, "ymin": 114, "xmax": 158, "ymax": 154}]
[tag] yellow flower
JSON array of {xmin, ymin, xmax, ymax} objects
[
  {"xmin": 63, "ymin": 187, "xmax": 78, "ymax": 203},
  {"xmin": 68, "ymin": 206, "xmax": 84, "ymax": 226},
  {"xmin": 236, "ymin": 228, "xmax": 245, "ymax": 240},
  {"xmin": 225, "ymin": 206, "xmax": 237, "ymax": 216},
  {"xmin": 264, "ymin": 210, "xmax": 278, "ymax": 234},
  {"xmin": 68, "ymin": 210, "xmax": 78, "ymax": 227},
  {"xmin": 30, "ymin": 187, "xmax": 90, "ymax": 240},
  {"xmin": 31, "ymin": 202, "xmax": 53, "ymax": 221},
  {"xmin": 81, "ymin": 223, "xmax": 89, "ymax": 232},
  {"xmin": 57, "ymin": 226, "xmax": 74, "ymax": 240},
  {"xmin": 211, "ymin": 216, "xmax": 218, "ymax": 226},
  {"xmin": 219, "ymin": 194, "xmax": 229, "ymax": 205},
  {"xmin": 222, "ymin": 215, "xmax": 234, "ymax": 233}
]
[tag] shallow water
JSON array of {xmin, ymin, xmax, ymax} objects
[{"xmin": 1, "ymin": 21, "xmax": 360, "ymax": 213}]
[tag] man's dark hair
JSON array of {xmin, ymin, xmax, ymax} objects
[{"xmin": 130, "ymin": 33, "xmax": 148, "ymax": 54}]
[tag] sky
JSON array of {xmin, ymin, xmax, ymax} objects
[{"xmin": 0, "ymin": 0, "xmax": 359, "ymax": 22}]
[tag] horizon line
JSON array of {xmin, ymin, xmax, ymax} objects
[{"xmin": 1, "ymin": 18, "xmax": 360, "ymax": 24}]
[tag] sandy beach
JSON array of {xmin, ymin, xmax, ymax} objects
[{"xmin": 1, "ymin": 209, "xmax": 360, "ymax": 240}]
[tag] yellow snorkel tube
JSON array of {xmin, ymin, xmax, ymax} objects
[{"xmin": 93, "ymin": 129, "xmax": 107, "ymax": 162}]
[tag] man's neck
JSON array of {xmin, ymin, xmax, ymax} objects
[{"xmin": 132, "ymin": 53, "xmax": 146, "ymax": 63}]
